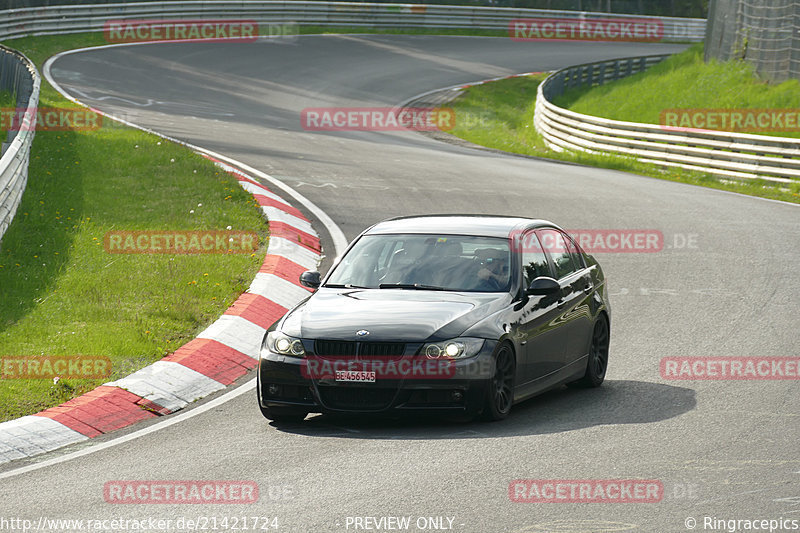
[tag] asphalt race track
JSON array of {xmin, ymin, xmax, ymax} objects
[{"xmin": 2, "ymin": 35, "xmax": 799, "ymax": 532}]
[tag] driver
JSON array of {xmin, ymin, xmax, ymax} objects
[{"xmin": 476, "ymin": 249, "xmax": 509, "ymax": 289}]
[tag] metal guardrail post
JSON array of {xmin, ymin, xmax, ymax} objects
[
  {"xmin": 0, "ymin": 44, "xmax": 40, "ymax": 244},
  {"xmin": 0, "ymin": 3, "xmax": 705, "ymax": 243},
  {"xmin": 0, "ymin": 2, "xmax": 707, "ymax": 42}
]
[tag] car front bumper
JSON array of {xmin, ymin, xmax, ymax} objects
[{"xmin": 257, "ymin": 340, "xmax": 498, "ymax": 415}]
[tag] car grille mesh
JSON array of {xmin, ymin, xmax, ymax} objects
[{"xmin": 313, "ymin": 340, "xmax": 406, "ymax": 359}]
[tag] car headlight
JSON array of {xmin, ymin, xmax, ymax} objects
[
  {"xmin": 265, "ymin": 331, "xmax": 306, "ymax": 358},
  {"xmin": 421, "ymin": 338, "xmax": 484, "ymax": 359}
]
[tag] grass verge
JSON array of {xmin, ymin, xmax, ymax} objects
[
  {"xmin": 0, "ymin": 30, "xmax": 786, "ymax": 421},
  {"xmin": 556, "ymin": 44, "xmax": 800, "ymax": 139},
  {"xmin": 0, "ymin": 34, "xmax": 269, "ymax": 422},
  {"xmin": 445, "ymin": 51, "xmax": 800, "ymax": 203}
]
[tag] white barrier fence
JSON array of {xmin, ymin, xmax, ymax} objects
[
  {"xmin": 534, "ymin": 55, "xmax": 800, "ymax": 183},
  {"xmin": 0, "ymin": 1, "xmax": 707, "ymax": 244},
  {"xmin": 0, "ymin": 2, "xmax": 705, "ymax": 42},
  {"xmin": 0, "ymin": 45, "xmax": 39, "ymax": 243}
]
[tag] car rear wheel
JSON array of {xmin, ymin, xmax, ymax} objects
[
  {"xmin": 259, "ymin": 405, "xmax": 308, "ymax": 422},
  {"xmin": 482, "ymin": 343, "xmax": 515, "ymax": 421},
  {"xmin": 568, "ymin": 315, "xmax": 609, "ymax": 388}
]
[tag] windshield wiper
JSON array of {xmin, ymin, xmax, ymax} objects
[
  {"xmin": 378, "ymin": 283, "xmax": 448, "ymax": 291},
  {"xmin": 324, "ymin": 283, "xmax": 372, "ymax": 289}
]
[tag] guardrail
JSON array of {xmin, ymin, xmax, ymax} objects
[
  {"xmin": 534, "ymin": 55, "xmax": 800, "ymax": 183},
  {"xmin": 0, "ymin": 2, "xmax": 705, "ymax": 244},
  {"xmin": 0, "ymin": 2, "xmax": 705, "ymax": 42},
  {"xmin": 0, "ymin": 45, "xmax": 39, "ymax": 243}
]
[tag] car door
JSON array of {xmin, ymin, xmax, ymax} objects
[
  {"xmin": 515, "ymin": 230, "xmax": 568, "ymax": 390},
  {"xmin": 536, "ymin": 229, "xmax": 595, "ymax": 372}
]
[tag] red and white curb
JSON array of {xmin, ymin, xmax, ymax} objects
[{"xmin": 0, "ymin": 158, "xmax": 321, "ymax": 465}]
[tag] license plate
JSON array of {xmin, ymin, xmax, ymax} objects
[{"xmin": 335, "ymin": 370, "xmax": 376, "ymax": 383}]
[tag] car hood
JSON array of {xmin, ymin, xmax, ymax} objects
[{"xmin": 280, "ymin": 287, "xmax": 509, "ymax": 341}]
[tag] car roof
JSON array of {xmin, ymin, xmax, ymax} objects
[{"xmin": 364, "ymin": 215, "xmax": 556, "ymax": 238}]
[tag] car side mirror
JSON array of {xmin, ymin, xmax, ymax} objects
[
  {"xmin": 299, "ymin": 270, "xmax": 321, "ymax": 289},
  {"xmin": 526, "ymin": 276, "xmax": 560, "ymax": 295}
]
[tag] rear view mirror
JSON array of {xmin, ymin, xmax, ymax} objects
[
  {"xmin": 299, "ymin": 270, "xmax": 321, "ymax": 289},
  {"xmin": 526, "ymin": 276, "xmax": 560, "ymax": 296}
]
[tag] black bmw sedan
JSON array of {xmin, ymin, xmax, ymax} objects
[{"xmin": 257, "ymin": 215, "xmax": 610, "ymax": 422}]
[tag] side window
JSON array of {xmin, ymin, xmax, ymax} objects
[
  {"xmin": 520, "ymin": 231, "xmax": 551, "ymax": 287},
  {"xmin": 537, "ymin": 229, "xmax": 577, "ymax": 280},
  {"xmin": 562, "ymin": 231, "xmax": 586, "ymax": 270}
]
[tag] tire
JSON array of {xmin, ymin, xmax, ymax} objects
[
  {"xmin": 259, "ymin": 405, "xmax": 308, "ymax": 422},
  {"xmin": 482, "ymin": 343, "xmax": 516, "ymax": 421},
  {"xmin": 568, "ymin": 315, "xmax": 609, "ymax": 388}
]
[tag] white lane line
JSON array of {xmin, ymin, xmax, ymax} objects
[
  {"xmin": 0, "ymin": 379, "xmax": 256, "ymax": 481},
  {"xmin": 44, "ymin": 47, "xmax": 349, "ymax": 256},
  {"xmin": 198, "ymin": 150, "xmax": 348, "ymax": 255},
  {"xmin": 0, "ymin": 46, "xmax": 350, "ymax": 479}
]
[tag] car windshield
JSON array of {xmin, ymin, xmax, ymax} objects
[{"xmin": 325, "ymin": 233, "xmax": 512, "ymax": 292}]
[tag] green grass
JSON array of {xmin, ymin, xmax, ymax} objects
[
  {"xmin": 556, "ymin": 44, "xmax": 800, "ymax": 139},
  {"xmin": 445, "ymin": 53, "xmax": 800, "ymax": 204},
  {"xmin": 0, "ymin": 30, "xmax": 794, "ymax": 421},
  {"xmin": 0, "ymin": 34, "xmax": 269, "ymax": 421}
]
